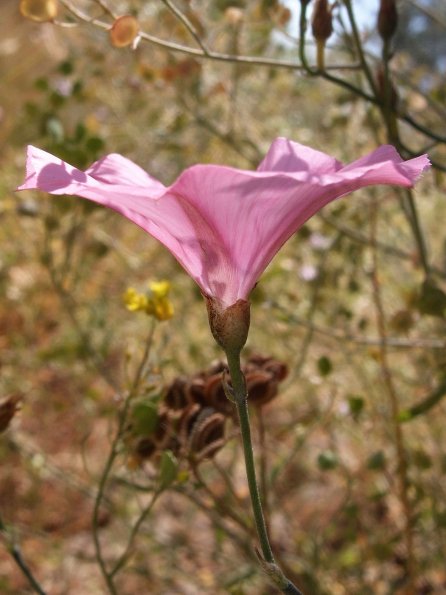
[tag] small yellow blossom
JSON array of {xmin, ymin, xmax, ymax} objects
[
  {"xmin": 147, "ymin": 280, "xmax": 174, "ymax": 321},
  {"xmin": 123, "ymin": 287, "xmax": 148, "ymax": 312},
  {"xmin": 123, "ymin": 281, "xmax": 174, "ymax": 321},
  {"xmin": 148, "ymin": 280, "xmax": 171, "ymax": 299}
]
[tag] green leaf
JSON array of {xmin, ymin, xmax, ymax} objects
[
  {"xmin": 367, "ymin": 450, "xmax": 386, "ymax": 470},
  {"xmin": 416, "ymin": 280, "xmax": 446, "ymax": 318},
  {"xmin": 397, "ymin": 409, "xmax": 413, "ymax": 422},
  {"xmin": 86, "ymin": 136, "xmax": 105, "ymax": 154},
  {"xmin": 411, "ymin": 448, "xmax": 432, "ymax": 470},
  {"xmin": 131, "ymin": 402, "xmax": 159, "ymax": 436},
  {"xmin": 74, "ymin": 123, "xmax": 86, "ymax": 142},
  {"xmin": 317, "ymin": 355, "xmax": 332, "ymax": 377},
  {"xmin": 347, "ymin": 395, "xmax": 364, "ymax": 420},
  {"xmin": 317, "ymin": 450, "xmax": 338, "ymax": 471},
  {"xmin": 158, "ymin": 450, "xmax": 178, "ymax": 489},
  {"xmin": 58, "ymin": 60, "xmax": 74, "ymax": 75},
  {"xmin": 34, "ymin": 77, "xmax": 49, "ymax": 92}
]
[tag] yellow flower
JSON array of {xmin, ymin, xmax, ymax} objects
[
  {"xmin": 147, "ymin": 280, "xmax": 174, "ymax": 321},
  {"xmin": 148, "ymin": 280, "xmax": 171, "ymax": 299},
  {"xmin": 123, "ymin": 281, "xmax": 174, "ymax": 321},
  {"xmin": 123, "ymin": 287, "xmax": 148, "ymax": 312},
  {"xmin": 149, "ymin": 297, "xmax": 174, "ymax": 321}
]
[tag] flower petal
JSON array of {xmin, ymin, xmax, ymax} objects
[
  {"xmin": 339, "ymin": 144, "xmax": 430, "ymax": 187},
  {"xmin": 18, "ymin": 141, "xmax": 430, "ymax": 308},
  {"xmin": 86, "ymin": 153, "xmax": 165, "ymax": 191},
  {"xmin": 257, "ymin": 137, "xmax": 342, "ymax": 175},
  {"xmin": 18, "ymin": 146, "xmax": 218, "ymax": 297}
]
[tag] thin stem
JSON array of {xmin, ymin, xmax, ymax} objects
[
  {"xmin": 400, "ymin": 189, "xmax": 430, "ymax": 278},
  {"xmin": 110, "ymin": 489, "xmax": 161, "ymax": 578},
  {"xmin": 256, "ymin": 408, "xmax": 269, "ymax": 519},
  {"xmin": 58, "ymin": 0, "xmax": 357, "ymax": 72},
  {"xmin": 160, "ymin": 0, "xmax": 210, "ymax": 54},
  {"xmin": 343, "ymin": 0, "xmax": 377, "ymax": 96},
  {"xmin": 377, "ymin": 37, "xmax": 430, "ymax": 277},
  {"xmin": 225, "ymin": 350, "xmax": 303, "ymax": 595},
  {"xmin": 192, "ymin": 464, "xmax": 253, "ymax": 534},
  {"xmin": 400, "ymin": 377, "xmax": 446, "ymax": 421},
  {"xmin": 271, "ymin": 300, "xmax": 446, "ymax": 350},
  {"xmin": 9, "ymin": 545, "xmax": 47, "ymax": 595},
  {"xmin": 316, "ymin": 40, "xmax": 325, "ymax": 72},
  {"xmin": 92, "ymin": 321, "xmax": 156, "ymax": 594},
  {"xmin": 298, "ymin": 3, "xmax": 315, "ymax": 75},
  {"xmin": 369, "ymin": 197, "xmax": 416, "ymax": 591}
]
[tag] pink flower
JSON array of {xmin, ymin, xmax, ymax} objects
[{"xmin": 18, "ymin": 138, "xmax": 429, "ymax": 308}]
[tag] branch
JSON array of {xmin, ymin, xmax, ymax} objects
[{"xmin": 58, "ymin": 0, "xmax": 360, "ymax": 72}]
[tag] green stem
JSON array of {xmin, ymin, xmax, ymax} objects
[
  {"xmin": 343, "ymin": 0, "xmax": 377, "ymax": 96},
  {"xmin": 92, "ymin": 321, "xmax": 156, "ymax": 594},
  {"xmin": 110, "ymin": 489, "xmax": 161, "ymax": 578},
  {"xmin": 225, "ymin": 350, "xmax": 303, "ymax": 595}
]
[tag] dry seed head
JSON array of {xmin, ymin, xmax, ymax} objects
[
  {"xmin": 245, "ymin": 371, "xmax": 279, "ymax": 407},
  {"xmin": 203, "ymin": 373, "xmax": 235, "ymax": 417},
  {"xmin": 185, "ymin": 377, "xmax": 207, "ymax": 406},
  {"xmin": 187, "ymin": 407, "xmax": 226, "ymax": 461},
  {"xmin": 110, "ymin": 15, "xmax": 140, "ymax": 48},
  {"xmin": 164, "ymin": 377, "xmax": 191, "ymax": 412}
]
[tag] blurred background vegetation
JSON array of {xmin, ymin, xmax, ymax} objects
[{"xmin": 1, "ymin": 0, "xmax": 446, "ymax": 593}]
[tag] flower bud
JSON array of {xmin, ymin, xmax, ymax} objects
[
  {"xmin": 311, "ymin": 0, "xmax": 333, "ymax": 43},
  {"xmin": 378, "ymin": 0, "xmax": 398, "ymax": 42},
  {"xmin": 205, "ymin": 297, "xmax": 250, "ymax": 356}
]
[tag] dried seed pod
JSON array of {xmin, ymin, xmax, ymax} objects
[
  {"xmin": 153, "ymin": 410, "xmax": 176, "ymax": 450},
  {"xmin": 378, "ymin": 0, "xmax": 398, "ymax": 42},
  {"xmin": 203, "ymin": 373, "xmax": 235, "ymax": 417},
  {"xmin": 20, "ymin": 0, "xmax": 58, "ymax": 22},
  {"xmin": 110, "ymin": 15, "xmax": 140, "ymax": 48},
  {"xmin": 246, "ymin": 353, "xmax": 271, "ymax": 368},
  {"xmin": 185, "ymin": 377, "xmax": 207, "ymax": 406},
  {"xmin": 178, "ymin": 403, "xmax": 202, "ymax": 449},
  {"xmin": 245, "ymin": 371, "xmax": 279, "ymax": 407},
  {"xmin": 246, "ymin": 354, "xmax": 288, "ymax": 382},
  {"xmin": 134, "ymin": 437, "xmax": 157, "ymax": 460},
  {"xmin": 206, "ymin": 360, "xmax": 226, "ymax": 376},
  {"xmin": 188, "ymin": 407, "xmax": 226, "ymax": 461},
  {"xmin": 164, "ymin": 377, "xmax": 191, "ymax": 413},
  {"xmin": 262, "ymin": 359, "xmax": 289, "ymax": 382},
  {"xmin": 0, "ymin": 394, "xmax": 22, "ymax": 433}
]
